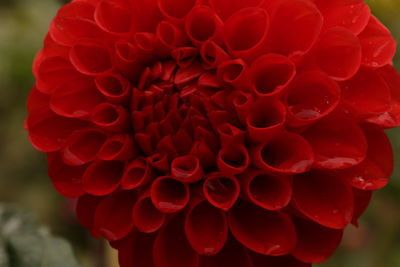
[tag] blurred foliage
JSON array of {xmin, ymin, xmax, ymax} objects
[
  {"xmin": 0, "ymin": 203, "xmax": 81, "ymax": 267},
  {"xmin": 0, "ymin": 0, "xmax": 399, "ymax": 266}
]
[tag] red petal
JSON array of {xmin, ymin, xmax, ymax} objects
[
  {"xmin": 224, "ymin": 7, "xmax": 270, "ymax": 63},
  {"xmin": 50, "ymin": 1, "xmax": 102, "ymax": 46},
  {"xmin": 94, "ymin": 0, "xmax": 134, "ymax": 34},
  {"xmin": 217, "ymin": 59, "xmax": 251, "ymax": 91},
  {"xmin": 132, "ymin": 190, "xmax": 166, "ymax": 233},
  {"xmin": 368, "ymin": 65, "xmax": 400, "ymax": 127},
  {"xmin": 250, "ymin": 53, "xmax": 296, "ymax": 97},
  {"xmin": 27, "ymin": 112, "xmax": 87, "ymax": 152},
  {"xmin": 293, "ymin": 171, "xmax": 354, "ymax": 229},
  {"xmin": 252, "ymin": 132, "xmax": 314, "ymax": 174},
  {"xmin": 217, "ymin": 143, "xmax": 250, "ymax": 175},
  {"xmin": 245, "ymin": 98, "xmax": 286, "ymax": 143},
  {"xmin": 95, "ymin": 73, "xmax": 131, "ymax": 104},
  {"xmin": 98, "ymin": 134, "xmax": 137, "ymax": 161},
  {"xmin": 153, "ymin": 214, "xmax": 200, "ymax": 267},
  {"xmin": 76, "ymin": 194, "xmax": 103, "ymax": 237},
  {"xmin": 50, "ymin": 77, "xmax": 103, "ymax": 118},
  {"xmin": 286, "ymin": 71, "xmax": 340, "ymax": 127},
  {"xmin": 185, "ymin": 199, "xmax": 228, "ymax": 255},
  {"xmin": 228, "ymin": 200, "xmax": 296, "ymax": 255},
  {"xmin": 82, "ymin": 160, "xmax": 124, "ymax": 195},
  {"xmin": 303, "ymin": 110, "xmax": 367, "ymax": 169},
  {"xmin": 48, "ymin": 153, "xmax": 86, "ymax": 197},
  {"xmin": 239, "ymin": 169, "xmax": 292, "ymax": 210},
  {"xmin": 270, "ymin": 0, "xmax": 323, "ymax": 57},
  {"xmin": 292, "ymin": 217, "xmax": 343, "ymax": 263},
  {"xmin": 251, "ymin": 254, "xmax": 311, "ymax": 267},
  {"xmin": 316, "ymin": 0, "xmax": 370, "ymax": 35},
  {"xmin": 199, "ymin": 236, "xmax": 253, "ymax": 267},
  {"xmin": 185, "ymin": 6, "xmax": 223, "ymax": 45},
  {"xmin": 114, "ymin": 231, "xmax": 156, "ymax": 267},
  {"xmin": 200, "ymin": 41, "xmax": 230, "ymax": 70},
  {"xmin": 203, "ymin": 172, "xmax": 240, "ymax": 211},
  {"xmin": 351, "ymin": 189, "xmax": 372, "ymax": 226},
  {"xmin": 93, "ymin": 190, "xmax": 137, "ymax": 241},
  {"xmin": 62, "ymin": 129, "xmax": 107, "ymax": 166},
  {"xmin": 339, "ymin": 127, "xmax": 393, "ymax": 190},
  {"xmin": 156, "ymin": 21, "xmax": 188, "ymax": 50},
  {"xmin": 341, "ymin": 67, "xmax": 391, "ymax": 118},
  {"xmin": 36, "ymin": 57, "xmax": 83, "ymax": 94},
  {"xmin": 359, "ymin": 16, "xmax": 396, "ymax": 68},
  {"xmin": 91, "ymin": 103, "xmax": 130, "ymax": 132},
  {"xmin": 171, "ymin": 155, "xmax": 204, "ymax": 183},
  {"xmin": 122, "ymin": 159, "xmax": 155, "ymax": 189},
  {"xmin": 70, "ymin": 40, "xmax": 112, "ymax": 75},
  {"xmin": 210, "ymin": 0, "xmax": 264, "ymax": 20},
  {"xmin": 157, "ymin": 0, "xmax": 198, "ymax": 22},
  {"xmin": 315, "ymin": 27, "xmax": 362, "ymax": 81},
  {"xmin": 151, "ymin": 176, "xmax": 190, "ymax": 213}
]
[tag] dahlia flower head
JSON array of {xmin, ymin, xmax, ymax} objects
[{"xmin": 26, "ymin": 0, "xmax": 400, "ymax": 266}]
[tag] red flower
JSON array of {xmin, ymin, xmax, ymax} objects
[{"xmin": 26, "ymin": 0, "xmax": 399, "ymax": 266}]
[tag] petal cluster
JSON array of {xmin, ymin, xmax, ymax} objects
[{"xmin": 26, "ymin": 0, "xmax": 399, "ymax": 266}]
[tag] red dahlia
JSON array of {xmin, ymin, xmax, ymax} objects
[{"xmin": 26, "ymin": 0, "xmax": 399, "ymax": 266}]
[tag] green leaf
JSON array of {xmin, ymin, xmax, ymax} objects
[{"xmin": 0, "ymin": 204, "xmax": 82, "ymax": 267}]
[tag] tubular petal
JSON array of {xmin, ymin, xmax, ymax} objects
[
  {"xmin": 224, "ymin": 7, "xmax": 270, "ymax": 63},
  {"xmin": 76, "ymin": 194, "xmax": 103, "ymax": 237},
  {"xmin": 239, "ymin": 169, "xmax": 291, "ymax": 210},
  {"xmin": 171, "ymin": 155, "xmax": 204, "ymax": 183},
  {"xmin": 203, "ymin": 173, "xmax": 240, "ymax": 211},
  {"xmin": 228, "ymin": 200, "xmax": 297, "ymax": 255},
  {"xmin": 270, "ymin": 0, "xmax": 323, "ymax": 57},
  {"xmin": 199, "ymin": 236, "xmax": 253, "ymax": 267},
  {"xmin": 158, "ymin": 0, "xmax": 198, "ymax": 22},
  {"xmin": 217, "ymin": 143, "xmax": 250, "ymax": 175},
  {"xmin": 359, "ymin": 16, "xmax": 396, "ymax": 68},
  {"xmin": 151, "ymin": 176, "xmax": 190, "ymax": 213},
  {"xmin": 315, "ymin": 0, "xmax": 370, "ymax": 35},
  {"xmin": 36, "ymin": 57, "xmax": 83, "ymax": 94},
  {"xmin": 338, "ymin": 127, "xmax": 393, "ymax": 190},
  {"xmin": 50, "ymin": 1, "xmax": 102, "ymax": 46},
  {"xmin": 50, "ymin": 77, "xmax": 103, "ymax": 118},
  {"xmin": 122, "ymin": 159, "xmax": 154, "ymax": 189},
  {"xmin": 252, "ymin": 132, "xmax": 314, "ymax": 174},
  {"xmin": 286, "ymin": 71, "xmax": 340, "ymax": 127},
  {"xmin": 351, "ymin": 189, "xmax": 372, "ymax": 226},
  {"xmin": 293, "ymin": 171, "xmax": 354, "ymax": 229},
  {"xmin": 93, "ymin": 190, "xmax": 137, "ymax": 241},
  {"xmin": 341, "ymin": 67, "xmax": 391, "ymax": 118},
  {"xmin": 91, "ymin": 103, "xmax": 130, "ymax": 132},
  {"xmin": 70, "ymin": 40, "xmax": 112, "ymax": 75},
  {"xmin": 82, "ymin": 160, "xmax": 124, "ymax": 195},
  {"xmin": 113, "ymin": 231, "xmax": 156, "ymax": 267},
  {"xmin": 292, "ymin": 217, "xmax": 343, "ymax": 263},
  {"xmin": 245, "ymin": 99, "xmax": 286, "ymax": 143},
  {"xmin": 94, "ymin": 0, "xmax": 134, "ymax": 34},
  {"xmin": 185, "ymin": 6, "xmax": 223, "ymax": 45},
  {"xmin": 217, "ymin": 59, "xmax": 251, "ymax": 91},
  {"xmin": 251, "ymin": 253, "xmax": 311, "ymax": 267},
  {"xmin": 185, "ymin": 199, "xmax": 228, "ymax": 255},
  {"xmin": 27, "ymin": 112, "xmax": 87, "ymax": 152},
  {"xmin": 153, "ymin": 214, "xmax": 200, "ymax": 267},
  {"xmin": 250, "ymin": 53, "xmax": 296, "ymax": 97},
  {"xmin": 303, "ymin": 110, "xmax": 367, "ymax": 169},
  {"xmin": 200, "ymin": 42, "xmax": 229, "ymax": 70},
  {"xmin": 132, "ymin": 190, "xmax": 166, "ymax": 233},
  {"xmin": 316, "ymin": 27, "xmax": 362, "ymax": 81},
  {"xmin": 62, "ymin": 129, "xmax": 107, "ymax": 166},
  {"xmin": 95, "ymin": 73, "xmax": 131, "ymax": 104},
  {"xmin": 98, "ymin": 134, "xmax": 137, "ymax": 160},
  {"xmin": 48, "ymin": 153, "xmax": 86, "ymax": 197}
]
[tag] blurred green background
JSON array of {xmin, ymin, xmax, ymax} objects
[{"xmin": 0, "ymin": 0, "xmax": 399, "ymax": 266}]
